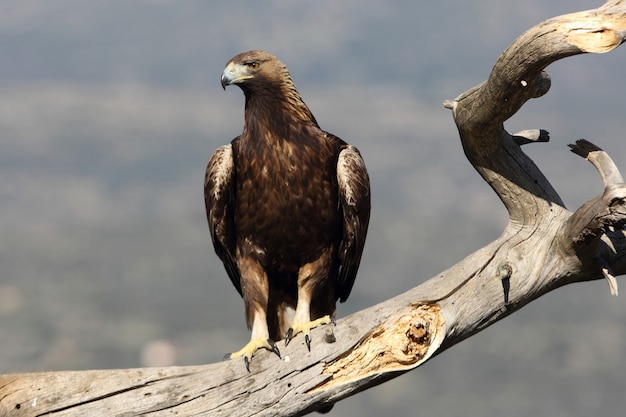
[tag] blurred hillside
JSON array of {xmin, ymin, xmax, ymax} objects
[{"xmin": 0, "ymin": 1, "xmax": 625, "ymax": 416}]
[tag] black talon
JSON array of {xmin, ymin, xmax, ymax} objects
[
  {"xmin": 268, "ymin": 339, "xmax": 281, "ymax": 358},
  {"xmin": 285, "ymin": 328, "xmax": 294, "ymax": 346},
  {"xmin": 305, "ymin": 334, "xmax": 311, "ymax": 351},
  {"xmin": 244, "ymin": 356, "xmax": 251, "ymax": 372}
]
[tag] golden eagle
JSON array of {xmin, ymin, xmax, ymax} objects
[{"xmin": 205, "ymin": 50, "xmax": 370, "ymax": 370}]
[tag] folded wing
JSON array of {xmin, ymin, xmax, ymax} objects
[
  {"xmin": 336, "ymin": 144, "xmax": 371, "ymax": 302},
  {"xmin": 204, "ymin": 144, "xmax": 241, "ymax": 295}
]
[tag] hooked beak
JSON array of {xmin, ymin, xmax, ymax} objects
[
  {"xmin": 221, "ymin": 62, "xmax": 252, "ymax": 90},
  {"xmin": 220, "ymin": 70, "xmax": 231, "ymax": 90}
]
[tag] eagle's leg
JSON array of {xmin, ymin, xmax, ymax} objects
[
  {"xmin": 224, "ymin": 311, "xmax": 281, "ymax": 371},
  {"xmin": 285, "ymin": 256, "xmax": 335, "ymax": 350},
  {"xmin": 224, "ymin": 255, "xmax": 280, "ymax": 371}
]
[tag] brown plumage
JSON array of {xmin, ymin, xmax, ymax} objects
[{"xmin": 205, "ymin": 50, "xmax": 370, "ymax": 370}]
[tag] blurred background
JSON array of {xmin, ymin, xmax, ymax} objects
[{"xmin": 1, "ymin": 1, "xmax": 625, "ymax": 416}]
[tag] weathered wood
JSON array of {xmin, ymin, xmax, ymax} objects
[{"xmin": 2, "ymin": 2, "xmax": 626, "ymax": 416}]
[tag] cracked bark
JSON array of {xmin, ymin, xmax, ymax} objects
[{"xmin": 2, "ymin": 2, "xmax": 626, "ymax": 416}]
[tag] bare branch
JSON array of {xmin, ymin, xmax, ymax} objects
[
  {"xmin": 511, "ymin": 129, "xmax": 550, "ymax": 146},
  {"xmin": 569, "ymin": 139, "xmax": 624, "ymax": 186}
]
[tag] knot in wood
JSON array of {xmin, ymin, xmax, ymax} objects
[
  {"xmin": 310, "ymin": 304, "xmax": 442, "ymax": 392},
  {"xmin": 404, "ymin": 322, "xmax": 429, "ymax": 356}
]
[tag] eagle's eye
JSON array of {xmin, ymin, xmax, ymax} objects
[{"xmin": 245, "ymin": 61, "xmax": 260, "ymax": 69}]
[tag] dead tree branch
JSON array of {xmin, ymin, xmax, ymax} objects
[{"xmin": 2, "ymin": 2, "xmax": 626, "ymax": 416}]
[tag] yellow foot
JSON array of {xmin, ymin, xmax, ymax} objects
[
  {"xmin": 285, "ymin": 315, "xmax": 335, "ymax": 350},
  {"xmin": 224, "ymin": 338, "xmax": 280, "ymax": 372}
]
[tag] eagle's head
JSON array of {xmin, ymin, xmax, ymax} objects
[
  {"xmin": 221, "ymin": 50, "xmax": 317, "ymax": 125},
  {"xmin": 221, "ymin": 50, "xmax": 291, "ymax": 92}
]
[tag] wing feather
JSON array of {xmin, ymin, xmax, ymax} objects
[
  {"xmin": 336, "ymin": 145, "xmax": 371, "ymax": 302},
  {"xmin": 204, "ymin": 143, "xmax": 241, "ymax": 295}
]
